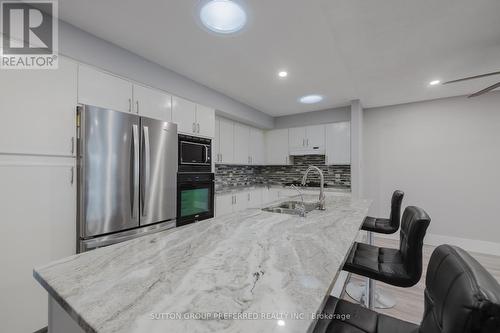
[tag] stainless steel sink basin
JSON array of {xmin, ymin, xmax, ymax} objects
[{"xmin": 262, "ymin": 200, "xmax": 319, "ymax": 216}]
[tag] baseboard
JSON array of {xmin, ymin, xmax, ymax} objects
[{"xmin": 376, "ymin": 232, "xmax": 500, "ymax": 256}]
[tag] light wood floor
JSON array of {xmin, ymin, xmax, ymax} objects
[{"xmin": 343, "ymin": 237, "xmax": 500, "ymax": 324}]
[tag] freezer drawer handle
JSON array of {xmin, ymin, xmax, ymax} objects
[
  {"xmin": 142, "ymin": 126, "xmax": 151, "ymax": 217},
  {"xmin": 132, "ymin": 124, "xmax": 139, "ymax": 219}
]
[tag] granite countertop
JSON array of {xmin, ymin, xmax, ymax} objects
[
  {"xmin": 215, "ymin": 183, "xmax": 351, "ymax": 195},
  {"xmin": 34, "ymin": 192, "xmax": 371, "ymax": 333}
]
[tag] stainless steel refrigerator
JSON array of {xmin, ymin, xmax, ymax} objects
[{"xmin": 77, "ymin": 105, "xmax": 177, "ymax": 252}]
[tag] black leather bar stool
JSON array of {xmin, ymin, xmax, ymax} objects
[
  {"xmin": 361, "ymin": 190, "xmax": 404, "ymax": 234},
  {"xmin": 346, "ymin": 190, "xmax": 405, "ymax": 308},
  {"xmin": 345, "ymin": 206, "xmax": 430, "ymax": 308},
  {"xmin": 314, "ymin": 244, "xmax": 500, "ymax": 333}
]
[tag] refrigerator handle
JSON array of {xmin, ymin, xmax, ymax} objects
[
  {"xmin": 142, "ymin": 126, "xmax": 151, "ymax": 217},
  {"xmin": 132, "ymin": 124, "xmax": 139, "ymax": 219}
]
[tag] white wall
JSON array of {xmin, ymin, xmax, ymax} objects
[
  {"xmin": 350, "ymin": 101, "xmax": 363, "ymax": 199},
  {"xmin": 58, "ymin": 20, "xmax": 273, "ymax": 129},
  {"xmin": 274, "ymin": 106, "xmax": 350, "ymax": 129},
  {"xmin": 363, "ymin": 92, "xmax": 500, "ymax": 249}
]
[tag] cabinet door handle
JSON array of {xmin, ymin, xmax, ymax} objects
[
  {"xmin": 192, "ymin": 122, "xmax": 196, "ymax": 133},
  {"xmin": 70, "ymin": 167, "xmax": 74, "ymax": 185},
  {"xmin": 197, "ymin": 123, "xmax": 200, "ymax": 133},
  {"xmin": 128, "ymin": 98, "xmax": 132, "ymax": 112},
  {"xmin": 71, "ymin": 137, "xmax": 75, "ymax": 154},
  {"xmin": 136, "ymin": 101, "xmax": 139, "ymax": 114}
]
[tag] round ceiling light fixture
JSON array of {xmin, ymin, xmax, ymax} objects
[
  {"xmin": 299, "ymin": 94, "xmax": 323, "ymax": 104},
  {"xmin": 200, "ymin": 0, "xmax": 247, "ymax": 34},
  {"xmin": 278, "ymin": 71, "xmax": 288, "ymax": 78}
]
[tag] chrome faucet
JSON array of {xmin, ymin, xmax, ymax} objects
[
  {"xmin": 289, "ymin": 184, "xmax": 306, "ymax": 217},
  {"xmin": 301, "ymin": 165, "xmax": 326, "ymax": 210}
]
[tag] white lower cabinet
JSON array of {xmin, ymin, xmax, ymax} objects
[
  {"xmin": 216, "ymin": 188, "xmax": 266, "ymax": 216},
  {"xmin": 215, "ymin": 193, "xmax": 234, "ymax": 217},
  {"xmin": 0, "ymin": 155, "xmax": 76, "ymax": 333},
  {"xmin": 261, "ymin": 188, "xmax": 280, "ymax": 205},
  {"xmin": 233, "ymin": 192, "xmax": 249, "ymax": 212},
  {"xmin": 247, "ymin": 189, "xmax": 262, "ymax": 208}
]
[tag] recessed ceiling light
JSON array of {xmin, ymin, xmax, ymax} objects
[
  {"xmin": 299, "ymin": 94, "xmax": 323, "ymax": 104},
  {"xmin": 429, "ymin": 80, "xmax": 441, "ymax": 86},
  {"xmin": 277, "ymin": 320, "xmax": 286, "ymax": 327},
  {"xmin": 278, "ymin": 71, "xmax": 288, "ymax": 78},
  {"xmin": 200, "ymin": 0, "xmax": 247, "ymax": 34}
]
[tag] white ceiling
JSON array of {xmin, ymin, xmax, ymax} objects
[{"xmin": 57, "ymin": 0, "xmax": 500, "ymax": 116}]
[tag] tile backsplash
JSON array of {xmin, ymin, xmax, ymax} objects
[{"xmin": 215, "ymin": 155, "xmax": 350, "ymax": 189}]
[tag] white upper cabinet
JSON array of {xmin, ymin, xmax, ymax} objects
[
  {"xmin": 172, "ymin": 96, "xmax": 215, "ymax": 137},
  {"xmin": 172, "ymin": 96, "xmax": 197, "ymax": 134},
  {"xmin": 0, "ymin": 57, "xmax": 78, "ymax": 156},
  {"xmin": 195, "ymin": 104, "xmax": 215, "ymax": 138},
  {"xmin": 249, "ymin": 128, "xmax": 265, "ymax": 165},
  {"xmin": 234, "ymin": 122, "xmax": 250, "ymax": 164},
  {"xmin": 133, "ymin": 84, "xmax": 172, "ymax": 121},
  {"xmin": 289, "ymin": 127, "xmax": 307, "ymax": 152},
  {"xmin": 306, "ymin": 124, "xmax": 326, "ymax": 151},
  {"xmin": 325, "ymin": 122, "xmax": 351, "ymax": 165},
  {"xmin": 218, "ymin": 117, "xmax": 234, "ymax": 164},
  {"xmin": 265, "ymin": 129, "xmax": 290, "ymax": 165},
  {"xmin": 78, "ymin": 65, "xmax": 133, "ymax": 113},
  {"xmin": 288, "ymin": 125, "xmax": 325, "ymax": 155},
  {"xmin": 214, "ymin": 117, "xmax": 220, "ymax": 163}
]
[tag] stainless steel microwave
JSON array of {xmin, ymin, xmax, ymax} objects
[{"xmin": 178, "ymin": 134, "xmax": 212, "ymax": 172}]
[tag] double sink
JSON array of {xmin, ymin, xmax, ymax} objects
[{"xmin": 262, "ymin": 200, "xmax": 319, "ymax": 216}]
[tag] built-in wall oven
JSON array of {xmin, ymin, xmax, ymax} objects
[
  {"xmin": 177, "ymin": 134, "xmax": 214, "ymax": 226},
  {"xmin": 177, "ymin": 173, "xmax": 214, "ymax": 227},
  {"xmin": 178, "ymin": 134, "xmax": 212, "ymax": 173}
]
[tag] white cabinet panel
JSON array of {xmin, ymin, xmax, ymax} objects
[
  {"xmin": 234, "ymin": 123, "xmax": 250, "ymax": 165},
  {"xmin": 219, "ymin": 118, "xmax": 234, "ymax": 164},
  {"xmin": 214, "ymin": 118, "xmax": 221, "ymax": 163},
  {"xmin": 195, "ymin": 104, "xmax": 215, "ymax": 138},
  {"xmin": 326, "ymin": 122, "xmax": 351, "ymax": 165},
  {"xmin": 133, "ymin": 84, "xmax": 172, "ymax": 121},
  {"xmin": 265, "ymin": 129, "xmax": 290, "ymax": 165},
  {"xmin": 172, "ymin": 96, "xmax": 196, "ymax": 134},
  {"xmin": 306, "ymin": 124, "xmax": 326, "ymax": 151},
  {"xmin": 0, "ymin": 57, "xmax": 77, "ymax": 156},
  {"xmin": 262, "ymin": 187, "xmax": 280, "ymax": 205},
  {"xmin": 0, "ymin": 156, "xmax": 76, "ymax": 333},
  {"xmin": 215, "ymin": 193, "xmax": 233, "ymax": 217},
  {"xmin": 249, "ymin": 128, "xmax": 265, "ymax": 165},
  {"xmin": 78, "ymin": 65, "xmax": 133, "ymax": 113},
  {"xmin": 247, "ymin": 189, "xmax": 262, "ymax": 208},
  {"xmin": 289, "ymin": 127, "xmax": 307, "ymax": 152},
  {"xmin": 233, "ymin": 192, "xmax": 248, "ymax": 212}
]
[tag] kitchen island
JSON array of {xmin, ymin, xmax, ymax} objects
[{"xmin": 34, "ymin": 192, "xmax": 371, "ymax": 333}]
